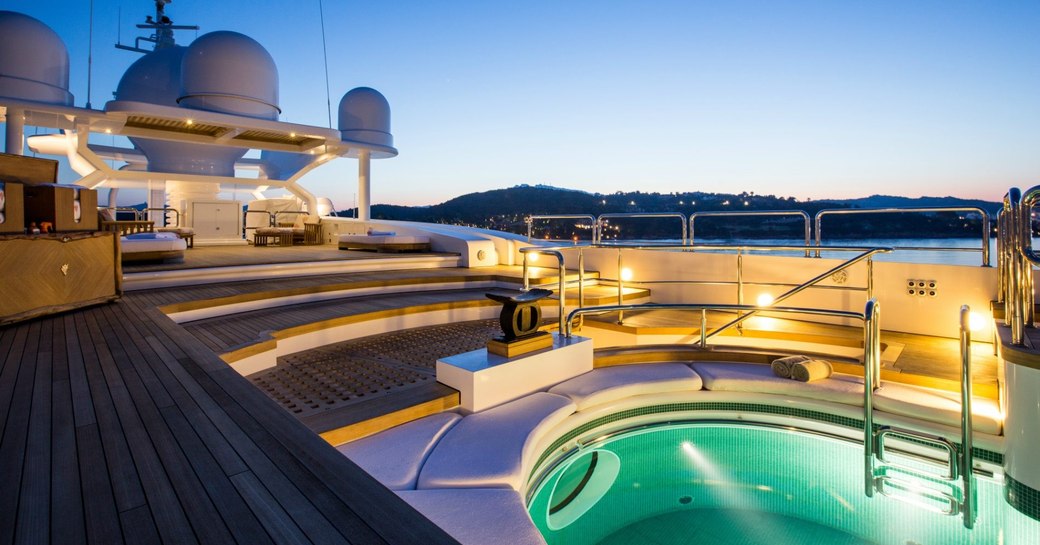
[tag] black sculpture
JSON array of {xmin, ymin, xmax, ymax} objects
[{"xmin": 485, "ymin": 288, "xmax": 554, "ymax": 357}]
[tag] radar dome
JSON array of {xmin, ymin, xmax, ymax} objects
[
  {"xmin": 338, "ymin": 87, "xmax": 393, "ymax": 149},
  {"xmin": 114, "ymin": 45, "xmax": 246, "ymax": 176},
  {"xmin": 179, "ymin": 31, "xmax": 279, "ymax": 120},
  {"xmin": 0, "ymin": 11, "xmax": 73, "ymax": 105}
]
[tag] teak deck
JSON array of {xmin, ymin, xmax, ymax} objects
[{"xmin": 0, "ymin": 290, "xmax": 458, "ymax": 544}]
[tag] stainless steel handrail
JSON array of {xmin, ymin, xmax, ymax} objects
[
  {"xmin": 525, "ymin": 215, "xmax": 598, "ymax": 242},
  {"xmin": 1002, "ymin": 189, "xmax": 1025, "ymax": 343},
  {"xmin": 519, "ymin": 247, "xmax": 566, "ymax": 332},
  {"xmin": 596, "ymin": 212, "xmax": 688, "ymax": 244},
  {"xmin": 703, "ymin": 248, "xmax": 890, "ymax": 343},
  {"xmin": 143, "ymin": 207, "xmax": 181, "ymax": 227},
  {"xmin": 959, "ymin": 305, "xmax": 976, "ymax": 529},
  {"xmin": 814, "ymin": 207, "xmax": 991, "ymax": 266},
  {"xmin": 244, "ymin": 209, "xmax": 275, "ymax": 228},
  {"xmin": 690, "ymin": 210, "xmax": 812, "ymax": 256}
]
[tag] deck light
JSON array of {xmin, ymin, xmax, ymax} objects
[
  {"xmin": 756, "ymin": 294, "xmax": 774, "ymax": 307},
  {"xmin": 620, "ymin": 268, "xmax": 633, "ymax": 282},
  {"xmin": 968, "ymin": 312, "xmax": 987, "ymax": 332},
  {"xmin": 528, "ymin": 252, "xmax": 540, "ymax": 263},
  {"xmin": 185, "ymin": 118, "xmax": 194, "ymax": 126}
]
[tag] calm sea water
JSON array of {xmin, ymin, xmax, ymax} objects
[{"xmin": 602, "ymin": 237, "xmax": 1000, "ymax": 267}]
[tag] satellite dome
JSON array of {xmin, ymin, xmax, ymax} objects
[
  {"xmin": 115, "ymin": 46, "xmax": 186, "ymax": 105},
  {"xmin": 179, "ymin": 31, "xmax": 279, "ymax": 120},
  {"xmin": 0, "ymin": 11, "xmax": 73, "ymax": 105},
  {"xmin": 338, "ymin": 87, "xmax": 393, "ymax": 149},
  {"xmin": 113, "ymin": 45, "xmax": 246, "ymax": 176}
]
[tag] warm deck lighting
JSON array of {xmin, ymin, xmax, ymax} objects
[
  {"xmin": 756, "ymin": 294, "xmax": 775, "ymax": 307},
  {"xmin": 185, "ymin": 119, "xmax": 194, "ymax": 126},
  {"xmin": 528, "ymin": 252, "xmax": 540, "ymax": 263},
  {"xmin": 968, "ymin": 312, "xmax": 987, "ymax": 332},
  {"xmin": 620, "ymin": 268, "xmax": 633, "ymax": 282}
]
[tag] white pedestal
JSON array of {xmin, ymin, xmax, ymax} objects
[{"xmin": 436, "ymin": 334, "xmax": 593, "ymax": 413}]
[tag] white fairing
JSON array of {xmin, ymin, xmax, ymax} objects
[
  {"xmin": 0, "ymin": 11, "xmax": 73, "ymax": 105},
  {"xmin": 1004, "ymin": 361, "xmax": 1040, "ymax": 490},
  {"xmin": 339, "ymin": 87, "xmax": 393, "ymax": 149},
  {"xmin": 115, "ymin": 45, "xmax": 247, "ymax": 176},
  {"xmin": 179, "ymin": 31, "xmax": 280, "ymax": 120}
]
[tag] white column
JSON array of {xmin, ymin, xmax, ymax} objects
[
  {"xmin": 358, "ymin": 149, "xmax": 371, "ymax": 221},
  {"xmin": 5, "ymin": 109, "xmax": 24, "ymax": 155}
]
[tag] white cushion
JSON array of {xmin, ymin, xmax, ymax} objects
[
  {"xmin": 874, "ymin": 383, "xmax": 1002, "ymax": 435},
  {"xmin": 120, "ymin": 232, "xmax": 187, "ymax": 253},
  {"xmin": 336, "ymin": 412, "xmax": 461, "ymax": 490},
  {"xmin": 338, "ymin": 234, "xmax": 430, "ymax": 245},
  {"xmin": 396, "ymin": 489, "xmax": 545, "ymax": 545},
  {"xmin": 548, "ymin": 363, "xmax": 703, "ymax": 410},
  {"xmin": 417, "ymin": 392, "xmax": 575, "ymax": 490},
  {"xmin": 691, "ymin": 362, "xmax": 865, "ymax": 406}
]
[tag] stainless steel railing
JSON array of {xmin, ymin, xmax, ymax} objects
[
  {"xmin": 1000, "ymin": 187, "xmax": 1038, "ymax": 345},
  {"xmin": 520, "ymin": 241, "xmax": 889, "ymax": 333},
  {"xmin": 143, "ymin": 207, "xmax": 181, "ymax": 227},
  {"xmin": 815, "ymin": 207, "xmax": 991, "ymax": 266},
  {"xmin": 525, "ymin": 215, "xmax": 598, "ymax": 242},
  {"xmin": 690, "ymin": 210, "xmax": 811, "ymax": 256},
  {"xmin": 597, "ymin": 212, "xmax": 688, "ymax": 244}
]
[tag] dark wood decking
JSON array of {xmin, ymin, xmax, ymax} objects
[{"xmin": 0, "ymin": 292, "xmax": 459, "ymax": 544}]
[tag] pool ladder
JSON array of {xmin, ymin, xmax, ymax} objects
[{"xmin": 863, "ymin": 305, "xmax": 977, "ymax": 529}]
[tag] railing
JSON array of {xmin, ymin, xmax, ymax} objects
[
  {"xmin": 1000, "ymin": 187, "xmax": 1040, "ymax": 345},
  {"xmin": 702, "ymin": 247, "xmax": 889, "ymax": 343},
  {"xmin": 244, "ymin": 209, "xmax": 275, "ymax": 228},
  {"xmin": 689, "ymin": 210, "xmax": 811, "ymax": 257},
  {"xmin": 520, "ymin": 241, "xmax": 888, "ymax": 333},
  {"xmin": 143, "ymin": 207, "xmax": 181, "ymax": 227},
  {"xmin": 273, "ymin": 210, "xmax": 308, "ymax": 226},
  {"xmin": 525, "ymin": 215, "xmax": 597, "ymax": 242},
  {"xmin": 596, "ymin": 212, "xmax": 688, "ymax": 244},
  {"xmin": 863, "ymin": 304, "xmax": 976, "ymax": 528},
  {"xmin": 815, "ymin": 207, "xmax": 991, "ymax": 266}
]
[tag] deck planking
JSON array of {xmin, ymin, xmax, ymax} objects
[{"xmin": 0, "ymin": 280, "xmax": 460, "ymax": 544}]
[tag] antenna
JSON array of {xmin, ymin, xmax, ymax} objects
[
  {"xmin": 115, "ymin": 0, "xmax": 199, "ymax": 54},
  {"xmin": 86, "ymin": 0, "xmax": 94, "ymax": 108},
  {"xmin": 318, "ymin": 0, "xmax": 333, "ymax": 129}
]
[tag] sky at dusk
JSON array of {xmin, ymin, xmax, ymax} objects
[{"xmin": 3, "ymin": 0, "xmax": 1039, "ymax": 208}]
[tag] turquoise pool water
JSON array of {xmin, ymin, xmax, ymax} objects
[{"xmin": 527, "ymin": 424, "xmax": 1040, "ymax": 544}]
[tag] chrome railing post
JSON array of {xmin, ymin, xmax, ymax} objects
[
  {"xmin": 617, "ymin": 248, "xmax": 625, "ymax": 324},
  {"xmin": 863, "ymin": 298, "xmax": 879, "ymax": 498},
  {"xmin": 814, "ymin": 213, "xmax": 823, "ymax": 258},
  {"xmin": 959, "ymin": 305, "xmax": 976, "ymax": 529},
  {"xmin": 736, "ymin": 251, "xmax": 744, "ymax": 331},
  {"xmin": 700, "ymin": 309, "xmax": 707, "ymax": 348},
  {"xmin": 1006, "ymin": 189, "xmax": 1024, "ymax": 344},
  {"xmin": 558, "ymin": 253, "xmax": 566, "ymax": 332},
  {"xmin": 866, "ymin": 257, "xmax": 874, "ymax": 300},
  {"xmin": 522, "ymin": 251, "xmax": 530, "ymax": 292}
]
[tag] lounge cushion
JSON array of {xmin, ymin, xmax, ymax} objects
[
  {"xmin": 417, "ymin": 392, "xmax": 575, "ymax": 490},
  {"xmin": 549, "ymin": 363, "xmax": 703, "ymax": 410},
  {"xmin": 396, "ymin": 489, "xmax": 546, "ymax": 545},
  {"xmin": 691, "ymin": 362, "xmax": 865, "ymax": 406},
  {"xmin": 874, "ymin": 383, "xmax": 1002, "ymax": 435},
  {"xmin": 339, "ymin": 234, "xmax": 430, "ymax": 245},
  {"xmin": 121, "ymin": 232, "xmax": 187, "ymax": 253},
  {"xmin": 336, "ymin": 412, "xmax": 461, "ymax": 490}
]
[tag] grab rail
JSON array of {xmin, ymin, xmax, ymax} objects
[
  {"xmin": 596, "ymin": 212, "xmax": 688, "ymax": 244},
  {"xmin": 1000, "ymin": 188, "xmax": 1031, "ymax": 344},
  {"xmin": 815, "ymin": 207, "xmax": 991, "ymax": 266},
  {"xmin": 689, "ymin": 210, "xmax": 812, "ymax": 257},
  {"xmin": 525, "ymin": 215, "xmax": 598, "ymax": 242},
  {"xmin": 143, "ymin": 207, "xmax": 181, "ymax": 227},
  {"xmin": 243, "ymin": 209, "xmax": 275, "ymax": 228},
  {"xmin": 702, "ymin": 247, "xmax": 890, "ymax": 343},
  {"xmin": 519, "ymin": 247, "xmax": 567, "ymax": 331},
  {"xmin": 863, "ymin": 304, "xmax": 976, "ymax": 528}
]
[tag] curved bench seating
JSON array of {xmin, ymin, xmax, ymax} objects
[
  {"xmin": 337, "ymin": 412, "xmax": 461, "ymax": 490},
  {"xmin": 691, "ymin": 362, "xmax": 865, "ymax": 405},
  {"xmin": 417, "ymin": 392, "xmax": 575, "ymax": 491},
  {"xmin": 875, "ymin": 382, "xmax": 1002, "ymax": 435},
  {"xmin": 549, "ymin": 363, "xmax": 703, "ymax": 410}
]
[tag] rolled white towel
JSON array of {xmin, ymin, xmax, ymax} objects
[
  {"xmin": 791, "ymin": 359, "xmax": 833, "ymax": 382},
  {"xmin": 771, "ymin": 355, "xmax": 811, "ymax": 379}
]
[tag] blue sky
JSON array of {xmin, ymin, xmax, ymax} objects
[{"xmin": 4, "ymin": 0, "xmax": 1039, "ymax": 207}]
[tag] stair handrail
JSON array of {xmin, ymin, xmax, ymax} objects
[
  {"xmin": 959, "ymin": 304, "xmax": 976, "ymax": 529},
  {"xmin": 702, "ymin": 248, "xmax": 891, "ymax": 344}
]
